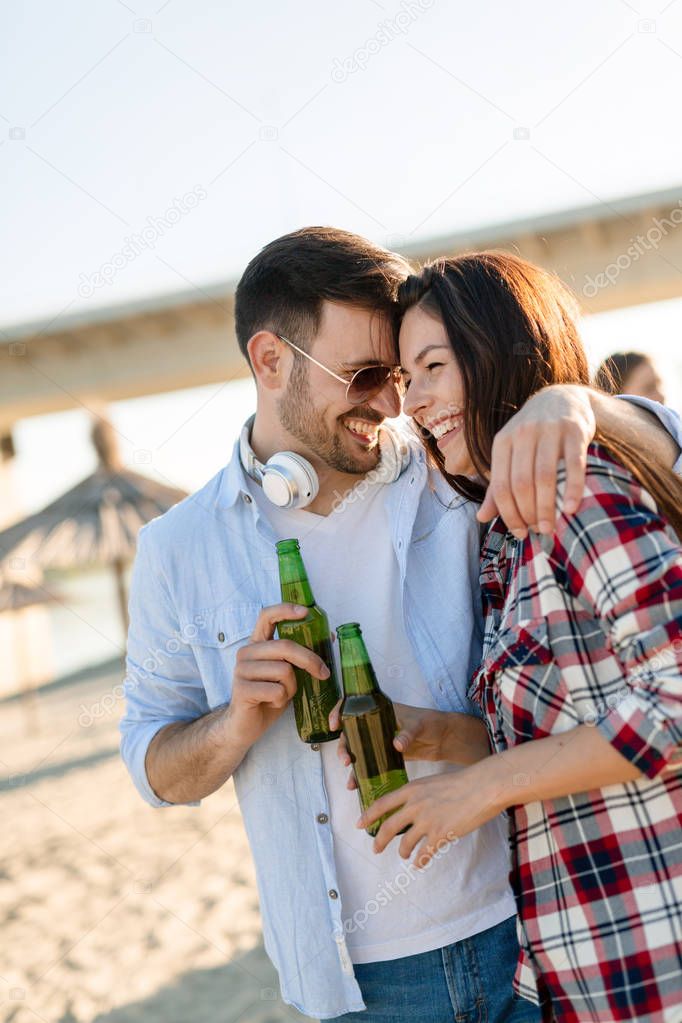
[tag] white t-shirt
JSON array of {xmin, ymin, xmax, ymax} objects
[{"xmin": 246, "ymin": 472, "xmax": 513, "ymax": 964}]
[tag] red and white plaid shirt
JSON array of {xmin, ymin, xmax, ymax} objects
[{"xmin": 469, "ymin": 445, "xmax": 682, "ymax": 1023}]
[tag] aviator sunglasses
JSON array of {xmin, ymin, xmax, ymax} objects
[{"xmin": 277, "ymin": 334, "xmax": 404, "ymax": 406}]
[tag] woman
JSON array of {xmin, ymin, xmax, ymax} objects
[
  {"xmin": 595, "ymin": 350, "xmax": 666, "ymax": 403},
  {"xmin": 352, "ymin": 254, "xmax": 682, "ymax": 1022}
]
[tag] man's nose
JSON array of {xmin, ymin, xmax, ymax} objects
[
  {"xmin": 403, "ymin": 381, "xmax": 427, "ymax": 419},
  {"xmin": 369, "ymin": 376, "xmax": 403, "ymax": 419},
  {"xmin": 403, "ymin": 388, "xmax": 417, "ymax": 418}
]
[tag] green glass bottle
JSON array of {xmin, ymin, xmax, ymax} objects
[
  {"xmin": 337, "ymin": 622, "xmax": 409, "ymax": 837},
  {"xmin": 276, "ymin": 538, "xmax": 341, "ymax": 744}
]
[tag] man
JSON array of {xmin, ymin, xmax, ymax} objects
[{"xmin": 120, "ymin": 227, "xmax": 681, "ymax": 1022}]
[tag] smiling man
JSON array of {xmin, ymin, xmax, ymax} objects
[
  {"xmin": 120, "ymin": 227, "xmax": 681, "ymax": 1022},
  {"xmin": 252, "ymin": 302, "xmax": 402, "ymax": 513}
]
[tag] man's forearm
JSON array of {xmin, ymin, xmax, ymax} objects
[
  {"xmin": 145, "ymin": 705, "xmax": 250, "ymax": 804},
  {"xmin": 440, "ymin": 712, "xmax": 492, "ymax": 765},
  {"xmin": 590, "ymin": 387, "xmax": 680, "ymax": 467}
]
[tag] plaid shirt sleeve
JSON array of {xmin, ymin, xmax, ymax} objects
[{"xmin": 547, "ymin": 446, "xmax": 682, "ymax": 779}]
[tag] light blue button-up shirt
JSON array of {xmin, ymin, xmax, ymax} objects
[
  {"xmin": 120, "ymin": 433, "xmax": 500, "ymax": 1016},
  {"xmin": 120, "ymin": 399, "xmax": 682, "ymax": 1019}
]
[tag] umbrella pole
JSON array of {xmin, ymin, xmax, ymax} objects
[
  {"xmin": 112, "ymin": 558, "xmax": 129, "ymax": 650},
  {"xmin": 15, "ymin": 611, "xmax": 40, "ymax": 736}
]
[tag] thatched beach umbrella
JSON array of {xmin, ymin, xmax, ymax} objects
[
  {"xmin": 0, "ymin": 578, "xmax": 58, "ymax": 614},
  {"xmin": 0, "ymin": 414, "xmax": 187, "ymax": 640}
]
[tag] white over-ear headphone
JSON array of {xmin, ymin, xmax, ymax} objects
[{"xmin": 239, "ymin": 414, "xmax": 409, "ymax": 510}]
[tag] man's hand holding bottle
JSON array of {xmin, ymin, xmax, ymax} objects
[
  {"xmin": 329, "ymin": 701, "xmax": 492, "ymax": 792},
  {"xmin": 227, "ymin": 603, "xmax": 331, "ymax": 748}
]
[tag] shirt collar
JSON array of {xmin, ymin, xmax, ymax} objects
[{"xmin": 219, "ymin": 436, "xmax": 252, "ymax": 508}]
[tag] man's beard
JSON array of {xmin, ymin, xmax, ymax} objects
[{"xmin": 277, "ymin": 358, "xmax": 382, "ymax": 476}]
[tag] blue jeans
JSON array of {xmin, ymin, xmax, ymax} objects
[{"xmin": 327, "ymin": 915, "xmax": 541, "ymax": 1022}]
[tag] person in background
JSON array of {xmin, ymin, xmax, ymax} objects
[{"xmin": 595, "ymin": 350, "xmax": 666, "ymax": 403}]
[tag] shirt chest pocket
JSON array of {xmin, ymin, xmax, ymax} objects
[
  {"xmin": 183, "ymin": 602, "xmax": 261, "ymax": 708},
  {"xmin": 479, "ymin": 618, "xmax": 574, "ymax": 742}
]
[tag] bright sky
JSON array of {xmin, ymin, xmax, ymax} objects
[{"xmin": 2, "ymin": 0, "xmax": 682, "ymax": 512}]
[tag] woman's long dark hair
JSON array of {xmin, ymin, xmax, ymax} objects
[{"xmin": 397, "ymin": 252, "xmax": 682, "ymax": 538}]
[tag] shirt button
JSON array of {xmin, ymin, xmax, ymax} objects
[
  {"xmin": 317, "ymin": 813, "xmax": 329, "ymax": 825},
  {"xmin": 311, "ymin": 743, "xmax": 320, "ymax": 751},
  {"xmin": 218, "ymin": 631, "xmax": 225, "ymax": 642},
  {"xmin": 243, "ymin": 493, "xmax": 252, "ymax": 504},
  {"xmin": 397, "ymin": 540, "xmax": 403, "ymax": 550},
  {"xmin": 328, "ymin": 889, "xmax": 339, "ymax": 900}
]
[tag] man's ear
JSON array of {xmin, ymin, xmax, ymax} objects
[{"xmin": 247, "ymin": 331, "xmax": 287, "ymax": 391}]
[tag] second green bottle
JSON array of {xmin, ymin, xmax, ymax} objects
[{"xmin": 338, "ymin": 622, "xmax": 409, "ymax": 837}]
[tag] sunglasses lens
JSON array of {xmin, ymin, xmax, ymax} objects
[{"xmin": 347, "ymin": 366, "xmax": 395, "ymax": 404}]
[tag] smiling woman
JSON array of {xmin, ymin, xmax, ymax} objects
[
  {"xmin": 398, "ymin": 255, "xmax": 590, "ymax": 502},
  {"xmin": 399, "ymin": 327, "xmax": 470, "ymax": 473},
  {"xmin": 357, "ymin": 251, "xmax": 682, "ymax": 1023},
  {"xmin": 398, "ymin": 252, "xmax": 682, "ymax": 536}
]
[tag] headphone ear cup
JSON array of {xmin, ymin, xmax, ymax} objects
[{"xmin": 262, "ymin": 452, "xmax": 319, "ymax": 509}]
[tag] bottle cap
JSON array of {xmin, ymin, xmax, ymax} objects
[
  {"xmin": 276, "ymin": 538, "xmax": 300, "ymax": 554},
  {"xmin": 337, "ymin": 622, "xmax": 362, "ymax": 638}
]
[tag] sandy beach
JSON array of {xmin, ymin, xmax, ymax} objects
[{"xmin": 0, "ymin": 658, "xmax": 308, "ymax": 1023}]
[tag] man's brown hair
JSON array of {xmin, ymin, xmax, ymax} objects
[{"xmin": 235, "ymin": 226, "xmax": 412, "ymax": 364}]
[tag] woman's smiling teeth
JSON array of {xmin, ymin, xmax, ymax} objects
[{"xmin": 427, "ymin": 415, "xmax": 463, "ymax": 446}]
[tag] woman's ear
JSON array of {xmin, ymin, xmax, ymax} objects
[{"xmin": 247, "ymin": 331, "xmax": 287, "ymax": 391}]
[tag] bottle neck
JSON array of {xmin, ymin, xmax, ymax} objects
[
  {"xmin": 338, "ymin": 629, "xmax": 379, "ymax": 696},
  {"xmin": 277, "ymin": 550, "xmax": 315, "ymax": 607}
]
